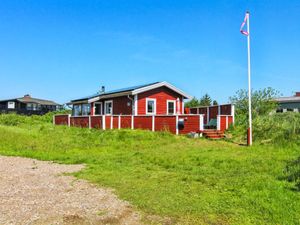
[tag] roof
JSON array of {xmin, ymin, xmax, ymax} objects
[
  {"xmin": 70, "ymin": 81, "xmax": 192, "ymax": 104},
  {"xmin": 275, "ymin": 96, "xmax": 300, "ymax": 103},
  {"xmin": 0, "ymin": 95, "xmax": 60, "ymax": 106},
  {"xmin": 71, "ymin": 82, "xmax": 159, "ymax": 102}
]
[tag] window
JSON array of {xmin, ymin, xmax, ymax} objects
[
  {"xmin": 104, "ymin": 100, "xmax": 113, "ymax": 115},
  {"xmin": 146, "ymin": 98, "xmax": 156, "ymax": 115},
  {"xmin": 94, "ymin": 102, "xmax": 102, "ymax": 115},
  {"xmin": 73, "ymin": 104, "xmax": 81, "ymax": 116},
  {"xmin": 7, "ymin": 102, "xmax": 15, "ymax": 109},
  {"xmin": 32, "ymin": 104, "xmax": 37, "ymax": 111},
  {"xmin": 167, "ymin": 100, "xmax": 176, "ymax": 115},
  {"xmin": 82, "ymin": 104, "xmax": 91, "ymax": 116},
  {"xmin": 72, "ymin": 104, "xmax": 91, "ymax": 116},
  {"xmin": 26, "ymin": 103, "xmax": 34, "ymax": 110}
]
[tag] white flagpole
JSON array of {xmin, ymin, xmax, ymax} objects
[{"xmin": 246, "ymin": 11, "xmax": 252, "ymax": 146}]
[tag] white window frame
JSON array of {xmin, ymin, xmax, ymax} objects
[
  {"xmin": 7, "ymin": 101, "xmax": 15, "ymax": 109},
  {"xmin": 94, "ymin": 102, "xmax": 103, "ymax": 115},
  {"xmin": 167, "ymin": 100, "xmax": 176, "ymax": 115},
  {"xmin": 146, "ymin": 98, "xmax": 156, "ymax": 115},
  {"xmin": 104, "ymin": 100, "xmax": 113, "ymax": 115}
]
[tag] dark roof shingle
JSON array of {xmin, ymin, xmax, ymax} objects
[
  {"xmin": 0, "ymin": 95, "xmax": 60, "ymax": 106},
  {"xmin": 71, "ymin": 82, "xmax": 160, "ymax": 102}
]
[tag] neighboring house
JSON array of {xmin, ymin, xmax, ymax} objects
[
  {"xmin": 0, "ymin": 94, "xmax": 61, "ymax": 115},
  {"xmin": 275, "ymin": 92, "xmax": 300, "ymax": 113},
  {"xmin": 69, "ymin": 81, "xmax": 191, "ymax": 116}
]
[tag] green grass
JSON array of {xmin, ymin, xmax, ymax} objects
[{"xmin": 0, "ymin": 114, "xmax": 299, "ymax": 224}]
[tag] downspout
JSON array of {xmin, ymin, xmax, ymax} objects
[{"xmin": 127, "ymin": 95, "xmax": 134, "ymax": 115}]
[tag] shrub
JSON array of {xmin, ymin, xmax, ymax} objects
[
  {"xmin": 0, "ymin": 113, "xmax": 29, "ymax": 126},
  {"xmin": 0, "ymin": 110, "xmax": 70, "ymax": 126},
  {"xmin": 228, "ymin": 113, "xmax": 300, "ymax": 145}
]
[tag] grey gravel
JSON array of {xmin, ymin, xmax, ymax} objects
[{"xmin": 0, "ymin": 156, "xmax": 142, "ymax": 225}]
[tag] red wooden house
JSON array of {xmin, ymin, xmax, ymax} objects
[
  {"xmin": 55, "ymin": 81, "xmax": 234, "ymax": 137},
  {"xmin": 69, "ymin": 81, "xmax": 191, "ymax": 116}
]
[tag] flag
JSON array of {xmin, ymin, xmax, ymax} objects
[{"xmin": 240, "ymin": 12, "xmax": 249, "ymax": 36}]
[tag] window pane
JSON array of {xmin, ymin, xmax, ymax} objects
[
  {"xmin": 147, "ymin": 100, "xmax": 154, "ymax": 113},
  {"xmin": 73, "ymin": 105, "xmax": 81, "ymax": 116},
  {"xmin": 82, "ymin": 104, "xmax": 91, "ymax": 115},
  {"xmin": 168, "ymin": 102, "xmax": 175, "ymax": 114},
  {"xmin": 27, "ymin": 103, "xmax": 32, "ymax": 110},
  {"xmin": 105, "ymin": 102, "xmax": 112, "ymax": 114},
  {"xmin": 95, "ymin": 104, "xmax": 102, "ymax": 115}
]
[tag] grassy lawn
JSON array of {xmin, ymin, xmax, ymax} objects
[{"xmin": 0, "ymin": 115, "xmax": 299, "ymax": 224}]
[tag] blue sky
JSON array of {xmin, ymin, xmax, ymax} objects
[{"xmin": 0, "ymin": 0, "xmax": 299, "ymax": 104}]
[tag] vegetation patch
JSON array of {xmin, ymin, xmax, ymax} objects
[
  {"xmin": 284, "ymin": 156, "xmax": 300, "ymax": 191},
  {"xmin": 0, "ymin": 113, "xmax": 299, "ymax": 224}
]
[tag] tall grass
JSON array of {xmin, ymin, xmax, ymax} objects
[{"xmin": 228, "ymin": 112, "xmax": 300, "ymax": 146}]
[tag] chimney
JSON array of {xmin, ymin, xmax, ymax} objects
[
  {"xmin": 99, "ymin": 86, "xmax": 105, "ymax": 94},
  {"xmin": 24, "ymin": 94, "xmax": 31, "ymax": 98},
  {"xmin": 295, "ymin": 92, "xmax": 300, "ymax": 97}
]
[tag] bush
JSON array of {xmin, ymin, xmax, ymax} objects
[
  {"xmin": 253, "ymin": 113, "xmax": 300, "ymax": 145},
  {"xmin": 0, "ymin": 110, "xmax": 71, "ymax": 126},
  {"xmin": 0, "ymin": 113, "xmax": 30, "ymax": 126},
  {"xmin": 228, "ymin": 113, "xmax": 300, "ymax": 145}
]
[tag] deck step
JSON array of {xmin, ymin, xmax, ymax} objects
[{"xmin": 202, "ymin": 129, "xmax": 225, "ymax": 140}]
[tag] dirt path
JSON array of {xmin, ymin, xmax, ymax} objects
[{"xmin": 0, "ymin": 156, "xmax": 142, "ymax": 225}]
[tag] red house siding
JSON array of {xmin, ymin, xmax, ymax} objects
[
  {"xmin": 220, "ymin": 117, "xmax": 227, "ymax": 131},
  {"xmin": 121, "ymin": 116, "xmax": 132, "ymax": 128},
  {"xmin": 111, "ymin": 96, "xmax": 132, "ymax": 115},
  {"xmin": 137, "ymin": 87, "xmax": 183, "ymax": 115},
  {"xmin": 220, "ymin": 104, "xmax": 232, "ymax": 115},
  {"xmin": 218, "ymin": 115, "xmax": 233, "ymax": 131},
  {"xmin": 105, "ymin": 116, "xmax": 111, "ymax": 129},
  {"xmin": 92, "ymin": 96, "xmax": 132, "ymax": 115},
  {"xmin": 155, "ymin": 116, "xmax": 176, "ymax": 133},
  {"xmin": 209, "ymin": 106, "xmax": 218, "ymax": 121},
  {"xmin": 134, "ymin": 116, "xmax": 152, "ymax": 130},
  {"xmin": 91, "ymin": 116, "xmax": 102, "ymax": 129},
  {"xmin": 113, "ymin": 116, "xmax": 119, "ymax": 129},
  {"xmin": 178, "ymin": 115, "xmax": 200, "ymax": 134},
  {"xmin": 70, "ymin": 117, "xmax": 89, "ymax": 128},
  {"xmin": 54, "ymin": 115, "xmax": 69, "ymax": 125}
]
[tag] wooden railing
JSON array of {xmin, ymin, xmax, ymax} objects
[
  {"xmin": 217, "ymin": 115, "xmax": 234, "ymax": 131},
  {"xmin": 53, "ymin": 114, "xmax": 205, "ymax": 135},
  {"xmin": 186, "ymin": 104, "xmax": 235, "ymax": 125}
]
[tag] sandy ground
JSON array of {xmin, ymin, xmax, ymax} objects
[{"xmin": 0, "ymin": 156, "xmax": 142, "ymax": 225}]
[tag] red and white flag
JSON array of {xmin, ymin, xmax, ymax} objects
[{"xmin": 240, "ymin": 12, "xmax": 249, "ymax": 36}]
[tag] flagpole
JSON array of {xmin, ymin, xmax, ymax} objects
[{"xmin": 246, "ymin": 11, "xmax": 252, "ymax": 146}]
